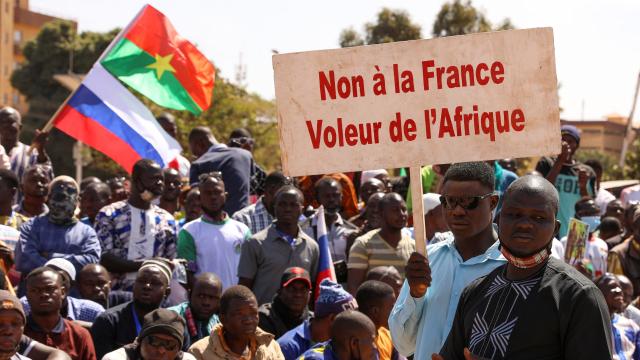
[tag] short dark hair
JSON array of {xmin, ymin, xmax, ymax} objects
[
  {"xmin": 355, "ymin": 280, "xmax": 394, "ymax": 312},
  {"xmin": 600, "ymin": 216, "xmax": 622, "ymax": 233},
  {"xmin": 188, "ymin": 126, "xmax": 214, "ymax": 142},
  {"xmin": 156, "ymin": 113, "xmax": 175, "ymax": 124},
  {"xmin": 131, "ymin": 159, "xmax": 160, "ymax": 181},
  {"xmin": 504, "ymin": 175, "xmax": 559, "ymax": 214},
  {"xmin": 229, "ymin": 128, "xmax": 251, "ymax": 139},
  {"xmin": 274, "ymin": 185, "xmax": 303, "ymax": 205},
  {"xmin": 219, "ymin": 285, "xmax": 256, "ymax": 315},
  {"xmin": 594, "ymin": 273, "xmax": 619, "ymax": 290},
  {"xmin": 575, "ymin": 198, "xmax": 599, "ymax": 214},
  {"xmin": 443, "ymin": 162, "xmax": 495, "ymax": 191},
  {"xmin": 314, "ymin": 177, "xmax": 341, "ymax": 200},
  {"xmin": 264, "ymin": 171, "xmax": 290, "ymax": 189},
  {"xmin": 584, "ymin": 159, "xmax": 603, "ymax": 174},
  {"xmin": 330, "ymin": 311, "xmax": 376, "ymax": 348},
  {"xmin": 0, "ymin": 169, "xmax": 19, "ymax": 189},
  {"xmin": 379, "ymin": 192, "xmax": 404, "ymax": 211},
  {"xmin": 85, "ymin": 182, "xmax": 112, "ymax": 198},
  {"xmin": 26, "ymin": 266, "xmax": 60, "ymax": 284},
  {"xmin": 22, "ymin": 164, "xmax": 51, "ymax": 183}
]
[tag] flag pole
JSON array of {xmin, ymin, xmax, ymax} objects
[
  {"xmin": 33, "ymin": 5, "xmax": 149, "ymax": 138},
  {"xmin": 410, "ymin": 165, "xmax": 427, "ymax": 257}
]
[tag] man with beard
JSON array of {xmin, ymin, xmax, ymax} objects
[
  {"xmin": 15, "ymin": 177, "xmax": 101, "ymax": 296},
  {"xmin": 178, "ymin": 173, "xmax": 250, "ymax": 289},
  {"xmin": 15, "ymin": 165, "xmax": 50, "ymax": 218},
  {"xmin": 436, "ymin": 175, "xmax": 612, "ymax": 359},
  {"xmin": 91, "ymin": 259, "xmax": 172, "ymax": 359},
  {"xmin": 159, "ymin": 168, "xmax": 182, "ymax": 216},
  {"xmin": 233, "ymin": 171, "xmax": 289, "ymax": 235},
  {"xmin": 95, "ymin": 159, "xmax": 177, "ymax": 291},
  {"xmin": 79, "ymin": 182, "xmax": 111, "ymax": 227},
  {"xmin": 347, "ymin": 192, "xmax": 414, "ymax": 294},
  {"xmin": 24, "ymin": 268, "xmax": 96, "ymax": 360},
  {"xmin": 258, "ymin": 267, "xmax": 313, "ymax": 339},
  {"xmin": 389, "ymin": 162, "xmax": 505, "ymax": 359},
  {"xmin": 302, "ymin": 177, "xmax": 358, "ymax": 263}
]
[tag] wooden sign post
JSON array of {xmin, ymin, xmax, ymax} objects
[{"xmin": 273, "ymin": 28, "xmax": 560, "ymax": 255}]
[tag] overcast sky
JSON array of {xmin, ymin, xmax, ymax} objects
[{"xmin": 31, "ymin": 0, "xmax": 640, "ymax": 122}]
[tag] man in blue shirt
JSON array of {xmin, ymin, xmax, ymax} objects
[
  {"xmin": 15, "ymin": 176, "xmax": 101, "ymax": 296},
  {"xmin": 389, "ymin": 162, "xmax": 506, "ymax": 359}
]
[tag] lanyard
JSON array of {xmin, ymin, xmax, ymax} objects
[{"xmin": 131, "ymin": 306, "xmax": 142, "ymax": 336}]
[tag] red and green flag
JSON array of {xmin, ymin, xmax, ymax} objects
[{"xmin": 101, "ymin": 5, "xmax": 215, "ymax": 115}]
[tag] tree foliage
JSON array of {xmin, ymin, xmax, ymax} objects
[
  {"xmin": 432, "ymin": 0, "xmax": 514, "ymax": 38},
  {"xmin": 11, "ymin": 20, "xmax": 278, "ymax": 178},
  {"xmin": 339, "ymin": 8, "xmax": 421, "ymax": 47},
  {"xmin": 574, "ymin": 149, "xmax": 624, "ymax": 181}
]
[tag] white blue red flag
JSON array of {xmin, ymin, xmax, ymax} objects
[
  {"xmin": 52, "ymin": 64, "xmax": 182, "ymax": 173},
  {"xmin": 315, "ymin": 206, "xmax": 337, "ymax": 300}
]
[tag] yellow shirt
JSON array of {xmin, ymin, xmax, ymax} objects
[
  {"xmin": 0, "ymin": 212, "xmax": 29, "ymax": 230},
  {"xmin": 376, "ymin": 327, "xmax": 393, "ymax": 360}
]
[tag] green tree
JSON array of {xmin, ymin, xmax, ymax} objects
[
  {"xmin": 623, "ymin": 137, "xmax": 640, "ymax": 180},
  {"xmin": 574, "ymin": 149, "xmax": 623, "ymax": 181},
  {"xmin": 432, "ymin": 0, "xmax": 514, "ymax": 38},
  {"xmin": 339, "ymin": 8, "xmax": 421, "ymax": 47}
]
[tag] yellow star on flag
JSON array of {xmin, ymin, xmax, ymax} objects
[{"xmin": 146, "ymin": 53, "xmax": 176, "ymax": 79}]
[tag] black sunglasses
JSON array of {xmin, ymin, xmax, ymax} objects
[
  {"xmin": 440, "ymin": 192, "xmax": 494, "ymax": 210},
  {"xmin": 144, "ymin": 335, "xmax": 179, "ymax": 351}
]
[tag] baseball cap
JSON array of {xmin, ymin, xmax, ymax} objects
[{"xmin": 280, "ymin": 267, "xmax": 312, "ymax": 289}]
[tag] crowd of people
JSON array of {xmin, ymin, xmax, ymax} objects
[{"xmin": 1, "ymin": 103, "xmax": 640, "ymax": 359}]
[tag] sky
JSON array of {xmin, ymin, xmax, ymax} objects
[{"xmin": 31, "ymin": 0, "xmax": 640, "ymax": 122}]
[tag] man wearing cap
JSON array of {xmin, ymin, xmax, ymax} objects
[
  {"xmin": 103, "ymin": 308, "xmax": 196, "ymax": 360},
  {"xmin": 15, "ymin": 176, "xmax": 101, "ymax": 297},
  {"xmin": 0, "ymin": 289, "xmax": 31, "ymax": 360},
  {"xmin": 23, "ymin": 267, "xmax": 96, "ymax": 360},
  {"xmin": 91, "ymin": 259, "xmax": 173, "ymax": 359},
  {"xmin": 535, "ymin": 125, "xmax": 597, "ymax": 237},
  {"xmin": 20, "ymin": 259, "xmax": 105, "ymax": 323},
  {"xmin": 277, "ymin": 279, "xmax": 357, "ymax": 360},
  {"xmin": 421, "ymin": 193, "xmax": 449, "ymax": 244},
  {"xmin": 258, "ymin": 267, "xmax": 313, "ymax": 339}
]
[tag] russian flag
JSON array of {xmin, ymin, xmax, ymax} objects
[
  {"xmin": 314, "ymin": 206, "xmax": 337, "ymax": 300},
  {"xmin": 52, "ymin": 64, "xmax": 182, "ymax": 173}
]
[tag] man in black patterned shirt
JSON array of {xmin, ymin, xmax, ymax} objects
[{"xmin": 436, "ymin": 175, "xmax": 612, "ymax": 360}]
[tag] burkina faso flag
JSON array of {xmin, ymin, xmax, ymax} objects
[{"xmin": 101, "ymin": 5, "xmax": 215, "ymax": 114}]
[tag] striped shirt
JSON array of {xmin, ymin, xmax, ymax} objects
[
  {"xmin": 612, "ymin": 313, "xmax": 640, "ymax": 360},
  {"xmin": 347, "ymin": 228, "xmax": 414, "ymax": 277},
  {"xmin": 232, "ymin": 197, "xmax": 273, "ymax": 235}
]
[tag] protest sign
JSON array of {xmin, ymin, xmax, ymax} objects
[
  {"xmin": 564, "ymin": 218, "xmax": 589, "ymax": 265},
  {"xmin": 273, "ymin": 28, "xmax": 560, "ymax": 254}
]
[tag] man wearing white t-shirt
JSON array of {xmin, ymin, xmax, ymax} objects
[
  {"xmin": 177, "ymin": 172, "xmax": 250, "ymax": 289},
  {"xmin": 561, "ymin": 198, "xmax": 608, "ymax": 278}
]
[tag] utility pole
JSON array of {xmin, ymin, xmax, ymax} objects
[{"xmin": 619, "ymin": 71, "xmax": 640, "ymax": 167}]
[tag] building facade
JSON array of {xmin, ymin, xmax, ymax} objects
[{"xmin": 561, "ymin": 114, "xmax": 628, "ymax": 161}]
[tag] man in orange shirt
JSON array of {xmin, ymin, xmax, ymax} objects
[{"xmin": 355, "ymin": 280, "xmax": 397, "ymax": 360}]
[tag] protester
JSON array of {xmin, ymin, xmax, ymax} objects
[
  {"xmin": 301, "ymin": 177, "xmax": 358, "ymax": 262},
  {"xmin": 298, "ymin": 174, "xmax": 359, "ymax": 220},
  {"xmin": 79, "ymin": 182, "xmax": 111, "ymax": 226},
  {"xmin": 178, "ymin": 173, "xmax": 249, "ymax": 289},
  {"xmin": 422, "ymin": 193, "xmax": 448, "ymax": 243},
  {"xmin": 258, "ymin": 267, "xmax": 312, "ymax": 339},
  {"xmin": 160, "ymin": 168, "xmax": 183, "ymax": 216},
  {"xmin": 436, "ymin": 175, "xmax": 612, "ymax": 359},
  {"xmin": 606, "ymin": 200, "xmax": 628, "ymax": 234},
  {"xmin": 178, "ymin": 187, "xmax": 202, "ymax": 230},
  {"xmin": 227, "ymin": 128, "xmax": 266, "ymax": 198},
  {"xmin": 103, "ymin": 308, "xmax": 196, "ymax": 360},
  {"xmin": 609, "ymin": 209, "xmax": 640, "ymax": 297},
  {"xmin": 0, "ymin": 289, "xmax": 49, "ymax": 360},
  {"xmin": 15, "ymin": 176, "xmax": 101, "ymax": 295},
  {"xmin": 0, "ymin": 169, "xmax": 28, "ymax": 229},
  {"xmin": 349, "ymin": 177, "xmax": 386, "ymax": 228},
  {"xmin": 24, "ymin": 267, "xmax": 96, "ymax": 360},
  {"xmin": 355, "ymin": 280, "xmax": 396, "ymax": 360},
  {"xmin": 157, "ymin": 113, "xmax": 191, "ymax": 179},
  {"xmin": 188, "ymin": 285, "xmax": 284, "ymax": 360},
  {"xmin": 91, "ymin": 259, "xmax": 173, "ymax": 359},
  {"xmin": 595, "ymin": 274, "xmax": 640, "ymax": 360},
  {"xmin": 296, "ymin": 311, "xmax": 377, "ymax": 360},
  {"xmin": 601, "ymin": 216, "xmax": 626, "ymax": 249},
  {"xmin": 277, "ymin": 279, "xmax": 357, "ymax": 360},
  {"xmin": 617, "ymin": 274, "xmax": 640, "ymax": 325},
  {"xmin": 168, "ymin": 273, "xmax": 222, "ymax": 348},
  {"xmin": 347, "ymin": 192, "xmax": 385, "ymax": 251},
  {"xmin": 233, "ymin": 171, "xmax": 289, "ymax": 235},
  {"xmin": 347, "ymin": 192, "xmax": 414, "ymax": 294},
  {"xmin": 95, "ymin": 159, "xmax": 177, "ymax": 291},
  {"xmin": 106, "ymin": 177, "xmax": 129, "ymax": 203},
  {"xmin": 389, "ymin": 162, "xmax": 505, "ymax": 359},
  {"xmin": 585, "ymin": 159, "xmax": 616, "ymax": 214},
  {"xmin": 535, "ymin": 125, "xmax": 596, "ymax": 237},
  {"xmin": 76, "ymin": 264, "xmax": 132, "ymax": 309},
  {"xmin": 188, "ymin": 126, "xmax": 254, "ymax": 215},
  {"xmin": 238, "ymin": 186, "xmax": 319, "ymax": 305},
  {"xmin": 0, "ymin": 107, "xmax": 51, "ymax": 193},
  {"xmin": 15, "ymin": 165, "xmax": 50, "ymax": 218},
  {"xmin": 366, "ymin": 266, "xmax": 403, "ymax": 298}
]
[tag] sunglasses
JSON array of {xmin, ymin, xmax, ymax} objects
[
  {"xmin": 440, "ymin": 192, "xmax": 494, "ymax": 210},
  {"xmin": 144, "ymin": 335, "xmax": 179, "ymax": 351}
]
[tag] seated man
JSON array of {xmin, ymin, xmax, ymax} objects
[
  {"xmin": 355, "ymin": 280, "xmax": 397, "ymax": 360},
  {"xmin": 258, "ymin": 267, "xmax": 312, "ymax": 339},
  {"xmin": 76, "ymin": 264, "xmax": 132, "ymax": 309},
  {"xmin": 436, "ymin": 175, "xmax": 612, "ymax": 359},
  {"xmin": 79, "ymin": 182, "xmax": 111, "ymax": 227},
  {"xmin": 297, "ymin": 311, "xmax": 378, "ymax": 360},
  {"xmin": 23, "ymin": 267, "xmax": 96, "ymax": 360},
  {"xmin": 15, "ymin": 176, "xmax": 101, "ymax": 296},
  {"xmin": 277, "ymin": 279, "xmax": 357, "ymax": 360},
  {"xmin": 14, "ymin": 165, "xmax": 51, "ymax": 218},
  {"xmin": 103, "ymin": 308, "xmax": 196, "ymax": 360},
  {"xmin": 20, "ymin": 258, "xmax": 105, "ymax": 323},
  {"xmin": 91, "ymin": 259, "xmax": 172, "ymax": 359},
  {"xmin": 188, "ymin": 285, "xmax": 284, "ymax": 360},
  {"xmin": 168, "ymin": 273, "xmax": 222, "ymax": 348}
]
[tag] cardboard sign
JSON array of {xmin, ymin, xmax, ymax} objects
[
  {"xmin": 565, "ymin": 218, "xmax": 589, "ymax": 265},
  {"xmin": 273, "ymin": 28, "xmax": 560, "ymax": 176}
]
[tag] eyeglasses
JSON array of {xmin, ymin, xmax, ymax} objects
[
  {"xmin": 440, "ymin": 193, "xmax": 494, "ymax": 210},
  {"xmin": 144, "ymin": 335, "xmax": 179, "ymax": 351},
  {"xmin": 232, "ymin": 136, "xmax": 254, "ymax": 146}
]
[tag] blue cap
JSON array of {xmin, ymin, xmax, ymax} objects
[{"xmin": 561, "ymin": 125, "xmax": 580, "ymax": 144}]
